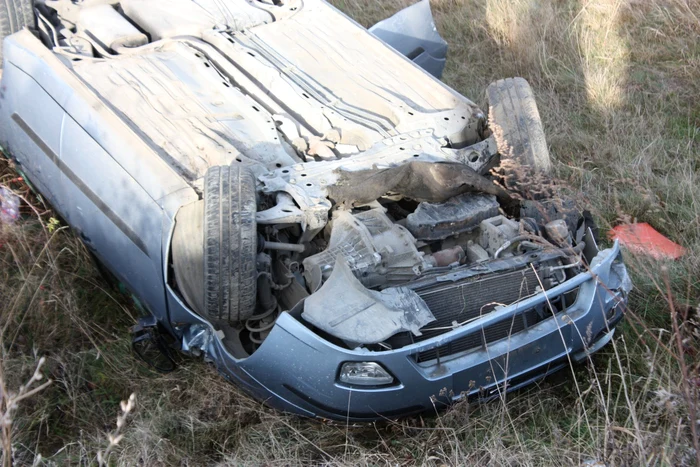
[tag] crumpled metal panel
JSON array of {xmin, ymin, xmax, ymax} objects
[
  {"xmin": 302, "ymin": 258, "xmax": 435, "ymax": 344},
  {"xmin": 369, "ymin": 0, "xmax": 448, "ymax": 79}
]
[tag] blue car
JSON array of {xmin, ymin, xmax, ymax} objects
[{"xmin": 0, "ymin": 0, "xmax": 630, "ymax": 420}]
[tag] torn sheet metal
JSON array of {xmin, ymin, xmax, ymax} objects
[
  {"xmin": 259, "ymin": 132, "xmax": 514, "ymax": 237},
  {"xmin": 369, "ymin": 0, "xmax": 448, "ymax": 79},
  {"xmin": 302, "ymin": 258, "xmax": 435, "ymax": 344},
  {"xmin": 181, "ymin": 323, "xmax": 214, "ymax": 357},
  {"xmin": 610, "ymin": 260, "xmax": 633, "ymax": 295},
  {"xmin": 328, "ymin": 160, "xmax": 514, "ymax": 207}
]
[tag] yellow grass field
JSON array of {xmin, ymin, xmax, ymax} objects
[{"xmin": 1, "ymin": 0, "xmax": 698, "ymax": 465}]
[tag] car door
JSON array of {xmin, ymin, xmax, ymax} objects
[
  {"xmin": 59, "ymin": 115, "xmax": 167, "ymax": 315},
  {"xmin": 0, "ymin": 62, "xmax": 67, "ymax": 215}
]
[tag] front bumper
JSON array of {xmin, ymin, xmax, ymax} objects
[{"xmin": 176, "ymin": 242, "xmax": 628, "ymax": 422}]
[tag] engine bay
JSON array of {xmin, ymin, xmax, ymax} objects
[{"xmin": 247, "ymin": 187, "xmax": 587, "ymax": 355}]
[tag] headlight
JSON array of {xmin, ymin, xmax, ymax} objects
[{"xmin": 339, "ymin": 362, "xmax": 394, "ymax": 386}]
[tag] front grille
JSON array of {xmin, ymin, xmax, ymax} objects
[
  {"xmin": 414, "ymin": 298, "xmax": 568, "ymax": 364},
  {"xmin": 416, "ymin": 268, "xmax": 541, "ymax": 342},
  {"xmin": 392, "ymin": 268, "xmax": 578, "ymax": 364}
]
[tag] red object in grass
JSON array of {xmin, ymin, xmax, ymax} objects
[{"xmin": 609, "ymin": 223, "xmax": 686, "ymax": 260}]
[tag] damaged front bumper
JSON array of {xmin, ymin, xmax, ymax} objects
[{"xmin": 174, "ymin": 241, "xmax": 629, "ymax": 422}]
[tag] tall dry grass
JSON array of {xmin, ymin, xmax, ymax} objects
[{"xmin": 0, "ymin": 0, "xmax": 699, "ymax": 465}]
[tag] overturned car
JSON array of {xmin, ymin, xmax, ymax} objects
[{"xmin": 0, "ymin": 0, "xmax": 630, "ymax": 420}]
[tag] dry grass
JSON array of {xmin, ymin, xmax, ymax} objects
[{"xmin": 1, "ymin": 0, "xmax": 699, "ymax": 465}]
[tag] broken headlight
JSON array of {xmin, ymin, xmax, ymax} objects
[{"xmin": 338, "ymin": 362, "xmax": 395, "ymax": 386}]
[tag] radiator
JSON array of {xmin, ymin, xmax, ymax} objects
[{"xmin": 388, "ymin": 267, "xmax": 573, "ymax": 363}]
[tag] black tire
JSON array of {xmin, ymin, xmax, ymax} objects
[
  {"xmin": 487, "ymin": 77, "xmax": 552, "ymax": 173},
  {"xmin": 0, "ymin": 0, "xmax": 34, "ymax": 67},
  {"xmin": 203, "ymin": 164, "xmax": 258, "ymax": 323}
]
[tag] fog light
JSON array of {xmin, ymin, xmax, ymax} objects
[{"xmin": 339, "ymin": 362, "xmax": 394, "ymax": 386}]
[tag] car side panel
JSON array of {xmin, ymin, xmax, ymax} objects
[
  {"xmin": 1, "ymin": 31, "xmax": 191, "ymax": 201},
  {"xmin": 0, "ymin": 32, "xmax": 187, "ymax": 319},
  {"xmin": 0, "ymin": 63, "xmax": 67, "ymax": 214},
  {"xmin": 59, "ymin": 116, "xmax": 166, "ymax": 315}
]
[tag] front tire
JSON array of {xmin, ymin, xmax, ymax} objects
[{"xmin": 203, "ymin": 164, "xmax": 258, "ymax": 323}]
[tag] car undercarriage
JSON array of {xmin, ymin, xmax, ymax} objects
[{"xmin": 0, "ymin": 0, "xmax": 631, "ymax": 420}]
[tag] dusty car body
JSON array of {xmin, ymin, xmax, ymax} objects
[{"xmin": 0, "ymin": 0, "xmax": 630, "ymax": 420}]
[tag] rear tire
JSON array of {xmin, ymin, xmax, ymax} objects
[
  {"xmin": 487, "ymin": 77, "xmax": 552, "ymax": 173},
  {"xmin": 203, "ymin": 164, "xmax": 258, "ymax": 323},
  {"xmin": 0, "ymin": 0, "xmax": 35, "ymax": 67}
]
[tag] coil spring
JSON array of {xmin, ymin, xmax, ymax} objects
[{"xmin": 246, "ymin": 297, "xmax": 279, "ymax": 346}]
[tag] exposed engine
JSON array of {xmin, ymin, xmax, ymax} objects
[
  {"xmin": 252, "ymin": 187, "xmax": 587, "ymax": 353},
  {"xmin": 303, "ymin": 206, "xmax": 432, "ymax": 291}
]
